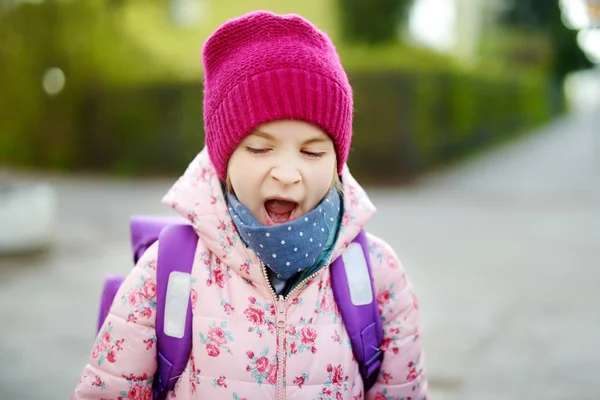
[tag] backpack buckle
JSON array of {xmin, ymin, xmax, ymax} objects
[
  {"xmin": 361, "ymin": 347, "xmax": 384, "ymax": 392},
  {"xmin": 363, "ymin": 346, "xmax": 384, "ymax": 376}
]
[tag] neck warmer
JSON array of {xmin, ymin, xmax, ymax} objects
[{"xmin": 227, "ymin": 188, "xmax": 342, "ymax": 280}]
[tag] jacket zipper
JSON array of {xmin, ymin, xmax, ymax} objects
[
  {"xmin": 261, "ymin": 264, "xmax": 323, "ymax": 400},
  {"xmin": 261, "ymin": 264, "xmax": 286, "ymax": 400},
  {"xmin": 285, "ymin": 269, "xmax": 322, "ymax": 301},
  {"xmin": 276, "ymin": 294, "xmax": 286, "ymax": 400}
]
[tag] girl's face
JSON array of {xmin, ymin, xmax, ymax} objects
[{"xmin": 227, "ymin": 120, "xmax": 337, "ymax": 226}]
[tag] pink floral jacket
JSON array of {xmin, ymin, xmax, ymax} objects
[{"xmin": 73, "ymin": 149, "xmax": 428, "ymax": 400}]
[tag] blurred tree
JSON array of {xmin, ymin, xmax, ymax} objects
[
  {"xmin": 336, "ymin": 0, "xmax": 414, "ymax": 44},
  {"xmin": 0, "ymin": 0, "xmax": 169, "ymax": 168},
  {"xmin": 499, "ymin": 0, "xmax": 593, "ymax": 80}
]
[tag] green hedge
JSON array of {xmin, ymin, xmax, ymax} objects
[
  {"xmin": 0, "ymin": 69, "xmax": 553, "ymax": 183},
  {"xmin": 347, "ymin": 70, "xmax": 552, "ymax": 182},
  {"xmin": 0, "ymin": 2, "xmax": 555, "ymax": 184}
]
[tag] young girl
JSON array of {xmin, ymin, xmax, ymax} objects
[{"xmin": 74, "ymin": 10, "xmax": 427, "ymax": 400}]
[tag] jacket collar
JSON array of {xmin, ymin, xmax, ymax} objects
[{"xmin": 161, "ymin": 148, "xmax": 376, "ymax": 297}]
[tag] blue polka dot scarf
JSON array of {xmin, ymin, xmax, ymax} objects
[{"xmin": 227, "ymin": 187, "xmax": 342, "ymax": 280}]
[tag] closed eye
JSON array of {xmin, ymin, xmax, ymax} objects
[
  {"xmin": 302, "ymin": 150, "xmax": 326, "ymax": 158},
  {"xmin": 245, "ymin": 146, "xmax": 270, "ymax": 155}
]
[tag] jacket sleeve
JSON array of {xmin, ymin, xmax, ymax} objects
[
  {"xmin": 73, "ymin": 242, "xmax": 159, "ymax": 399},
  {"xmin": 366, "ymin": 235, "xmax": 428, "ymax": 400}
]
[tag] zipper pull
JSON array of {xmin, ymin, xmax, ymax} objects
[{"xmin": 276, "ymin": 295, "xmax": 286, "ymax": 329}]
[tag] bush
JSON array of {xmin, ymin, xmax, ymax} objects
[
  {"xmin": 336, "ymin": 0, "xmax": 413, "ymax": 44},
  {"xmin": 347, "ymin": 69, "xmax": 551, "ymax": 182},
  {"xmin": 0, "ymin": 67, "xmax": 553, "ymax": 184}
]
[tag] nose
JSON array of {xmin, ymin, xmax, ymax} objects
[{"xmin": 270, "ymin": 160, "xmax": 302, "ymax": 185}]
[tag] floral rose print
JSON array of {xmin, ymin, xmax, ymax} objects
[
  {"xmin": 190, "ymin": 288, "xmax": 198, "ymax": 310},
  {"xmin": 91, "ymin": 376, "xmax": 106, "ymax": 390},
  {"xmin": 287, "ymin": 320, "xmax": 318, "ymax": 357},
  {"xmin": 293, "ymin": 373, "xmax": 309, "ymax": 388},
  {"xmin": 380, "ymin": 370, "xmax": 394, "ymax": 384},
  {"xmin": 373, "ymin": 389, "xmax": 399, "ymax": 400},
  {"xmin": 186, "ymin": 210, "xmax": 200, "ymax": 225},
  {"xmin": 299, "ymin": 326, "xmax": 318, "ymax": 346},
  {"xmin": 377, "ymin": 284, "xmax": 397, "ymax": 322},
  {"xmin": 290, "ymin": 296, "xmax": 303, "ymax": 306},
  {"xmin": 319, "ymin": 293, "xmax": 336, "ymax": 314},
  {"xmin": 342, "ymin": 211, "xmax": 353, "ymax": 227},
  {"xmin": 206, "ymin": 343, "xmax": 220, "ymax": 357},
  {"xmin": 73, "ymin": 149, "xmax": 427, "ymax": 400},
  {"xmin": 244, "ymin": 297, "xmax": 276, "ymax": 337},
  {"xmin": 118, "ymin": 373, "xmax": 152, "ymax": 400},
  {"xmin": 239, "ymin": 261, "xmax": 250, "ymax": 275},
  {"xmin": 209, "ymin": 326, "xmax": 228, "ymax": 345},
  {"xmin": 142, "ymin": 278, "xmax": 156, "ymax": 298},
  {"xmin": 200, "ymin": 321, "xmax": 235, "ymax": 356},
  {"xmin": 369, "ymin": 241, "xmax": 401, "ymax": 271},
  {"xmin": 380, "ymin": 320, "xmax": 408, "ymax": 355},
  {"xmin": 319, "ymin": 364, "xmax": 349, "ymax": 399},
  {"xmin": 315, "ymin": 278, "xmax": 341, "ymax": 322},
  {"xmin": 145, "ymin": 257, "xmax": 157, "ymax": 271},
  {"xmin": 245, "ymin": 349, "xmax": 277, "ymax": 387},
  {"xmin": 245, "ymin": 305, "xmax": 264, "ymax": 324},
  {"xmin": 377, "ymin": 288, "xmax": 391, "ymax": 307},
  {"xmin": 407, "ymin": 360, "xmax": 420, "ymax": 381},
  {"xmin": 210, "ymin": 268, "xmax": 227, "ymax": 288},
  {"xmin": 215, "ymin": 217, "xmax": 239, "ymax": 256},
  {"xmin": 189, "ymin": 353, "xmax": 201, "ymax": 394},
  {"xmin": 92, "ymin": 322, "xmax": 125, "ymax": 366},
  {"xmin": 198, "ymin": 165, "xmax": 215, "ymax": 182},
  {"xmin": 142, "ymin": 336, "xmax": 156, "ymax": 351},
  {"xmin": 331, "ymin": 330, "xmax": 341, "ymax": 343},
  {"xmin": 212, "ymin": 376, "xmax": 228, "ymax": 388},
  {"xmin": 222, "ymin": 299, "xmax": 235, "ymax": 315},
  {"xmin": 121, "ymin": 275, "xmax": 157, "ymax": 323},
  {"xmin": 202, "ymin": 254, "xmax": 232, "ymax": 288}
]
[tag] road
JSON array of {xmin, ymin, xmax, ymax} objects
[{"xmin": 0, "ymin": 109, "xmax": 598, "ymax": 399}]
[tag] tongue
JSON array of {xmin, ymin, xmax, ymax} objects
[{"xmin": 265, "ymin": 200, "xmax": 296, "ymax": 223}]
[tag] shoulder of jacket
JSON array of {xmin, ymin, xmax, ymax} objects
[{"xmin": 364, "ymin": 232, "xmax": 407, "ymax": 280}]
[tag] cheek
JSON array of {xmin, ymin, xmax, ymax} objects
[
  {"xmin": 227, "ymin": 154, "xmax": 247, "ymax": 191},
  {"xmin": 227, "ymin": 153, "xmax": 264, "ymax": 206},
  {"xmin": 229, "ymin": 168, "xmax": 253, "ymax": 197},
  {"xmin": 306, "ymin": 162, "xmax": 336, "ymax": 204}
]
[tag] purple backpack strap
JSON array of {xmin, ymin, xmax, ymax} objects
[
  {"xmin": 130, "ymin": 216, "xmax": 188, "ymax": 263},
  {"xmin": 330, "ymin": 229, "xmax": 383, "ymax": 393},
  {"xmin": 153, "ymin": 223, "xmax": 198, "ymax": 400},
  {"xmin": 97, "ymin": 216, "xmax": 186, "ymax": 334}
]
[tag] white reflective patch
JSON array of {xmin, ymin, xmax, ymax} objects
[
  {"xmin": 164, "ymin": 271, "xmax": 192, "ymax": 339},
  {"xmin": 341, "ymin": 243, "xmax": 373, "ymax": 306}
]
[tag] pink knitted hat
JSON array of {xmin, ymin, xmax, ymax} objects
[{"xmin": 202, "ymin": 10, "xmax": 353, "ymax": 181}]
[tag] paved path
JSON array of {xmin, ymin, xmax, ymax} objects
[{"xmin": 0, "ymin": 109, "xmax": 598, "ymax": 399}]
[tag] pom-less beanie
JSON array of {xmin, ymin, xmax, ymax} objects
[{"xmin": 202, "ymin": 10, "xmax": 354, "ymax": 180}]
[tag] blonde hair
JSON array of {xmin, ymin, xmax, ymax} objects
[
  {"xmin": 225, "ymin": 175, "xmax": 234, "ymax": 194},
  {"xmin": 332, "ymin": 173, "xmax": 343, "ymax": 193}
]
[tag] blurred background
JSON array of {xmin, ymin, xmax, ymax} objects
[{"xmin": 0, "ymin": 0, "xmax": 599, "ymax": 399}]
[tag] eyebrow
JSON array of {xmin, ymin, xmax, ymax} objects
[
  {"xmin": 252, "ymin": 129, "xmax": 330, "ymax": 145},
  {"xmin": 252, "ymin": 130, "xmax": 274, "ymax": 140}
]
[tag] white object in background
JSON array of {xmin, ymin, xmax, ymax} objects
[
  {"xmin": 171, "ymin": 0, "xmax": 209, "ymax": 28},
  {"xmin": 0, "ymin": 184, "xmax": 58, "ymax": 254}
]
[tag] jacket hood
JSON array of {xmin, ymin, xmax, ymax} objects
[{"xmin": 161, "ymin": 148, "xmax": 376, "ymax": 292}]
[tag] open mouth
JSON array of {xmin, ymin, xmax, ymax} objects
[{"xmin": 264, "ymin": 198, "xmax": 299, "ymax": 226}]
